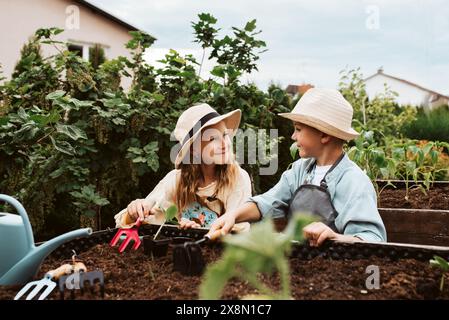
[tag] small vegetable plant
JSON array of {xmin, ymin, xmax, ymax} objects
[
  {"xmin": 199, "ymin": 214, "xmax": 315, "ymax": 300},
  {"xmin": 153, "ymin": 204, "xmax": 178, "ymax": 240},
  {"xmin": 430, "ymin": 255, "xmax": 449, "ymax": 292}
]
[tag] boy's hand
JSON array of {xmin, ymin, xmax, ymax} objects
[
  {"xmin": 179, "ymin": 218, "xmax": 201, "ymax": 229},
  {"xmin": 303, "ymin": 222, "xmax": 338, "ymax": 247},
  {"xmin": 207, "ymin": 212, "xmax": 236, "ymax": 237}
]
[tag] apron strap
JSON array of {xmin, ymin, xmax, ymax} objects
[
  {"xmin": 320, "ymin": 152, "xmax": 345, "ymax": 188},
  {"xmin": 306, "ymin": 152, "xmax": 346, "ymax": 188}
]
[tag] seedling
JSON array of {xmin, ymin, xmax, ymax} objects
[
  {"xmin": 152, "ymin": 204, "xmax": 178, "ymax": 240},
  {"xmin": 430, "ymin": 255, "xmax": 449, "ymax": 292},
  {"xmin": 143, "ymin": 205, "xmax": 178, "ymax": 258},
  {"xmin": 199, "ymin": 214, "xmax": 316, "ymax": 300}
]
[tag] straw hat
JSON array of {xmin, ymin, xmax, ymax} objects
[
  {"xmin": 279, "ymin": 88, "xmax": 359, "ymax": 141},
  {"xmin": 173, "ymin": 104, "xmax": 241, "ymax": 168}
]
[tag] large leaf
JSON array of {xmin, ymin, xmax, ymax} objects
[
  {"xmin": 56, "ymin": 124, "xmax": 87, "ymax": 140},
  {"xmin": 199, "ymin": 251, "xmax": 238, "ymax": 300},
  {"xmin": 50, "ymin": 136, "xmax": 75, "ymax": 155},
  {"xmin": 165, "ymin": 205, "xmax": 178, "ymax": 222},
  {"xmin": 46, "ymin": 90, "xmax": 66, "ymax": 100}
]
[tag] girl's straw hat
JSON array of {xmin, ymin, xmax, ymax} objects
[{"xmin": 173, "ymin": 104, "xmax": 241, "ymax": 168}]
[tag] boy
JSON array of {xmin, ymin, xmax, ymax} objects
[{"xmin": 208, "ymin": 88, "xmax": 386, "ymax": 246}]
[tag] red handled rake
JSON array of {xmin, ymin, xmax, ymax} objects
[{"xmin": 110, "ymin": 218, "xmax": 142, "ymax": 253}]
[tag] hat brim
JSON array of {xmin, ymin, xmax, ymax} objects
[
  {"xmin": 175, "ymin": 109, "xmax": 242, "ymax": 168},
  {"xmin": 279, "ymin": 113, "xmax": 359, "ymax": 141}
]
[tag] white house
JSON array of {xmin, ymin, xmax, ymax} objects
[
  {"xmin": 364, "ymin": 68, "xmax": 449, "ymax": 110},
  {"xmin": 0, "ymin": 0, "xmax": 153, "ymax": 88}
]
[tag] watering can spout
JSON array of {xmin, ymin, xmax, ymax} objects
[{"xmin": 0, "ymin": 228, "xmax": 92, "ymax": 285}]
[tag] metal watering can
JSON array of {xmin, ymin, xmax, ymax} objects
[{"xmin": 0, "ymin": 194, "xmax": 92, "ymax": 285}]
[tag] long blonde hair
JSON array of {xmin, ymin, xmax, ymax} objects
[{"xmin": 175, "ymin": 158, "xmax": 239, "ymax": 215}]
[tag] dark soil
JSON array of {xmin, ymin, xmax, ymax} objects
[
  {"xmin": 379, "ymin": 185, "xmax": 449, "ymax": 210},
  {"xmin": 1, "ymin": 243, "xmax": 448, "ymax": 300}
]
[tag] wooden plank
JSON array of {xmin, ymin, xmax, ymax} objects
[{"xmin": 379, "ymin": 208, "xmax": 449, "ymax": 246}]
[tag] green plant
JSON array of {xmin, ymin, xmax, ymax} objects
[
  {"xmin": 0, "ymin": 15, "xmax": 294, "ymax": 239},
  {"xmin": 153, "ymin": 204, "xmax": 178, "ymax": 240},
  {"xmin": 430, "ymin": 255, "xmax": 449, "ymax": 292},
  {"xmin": 403, "ymin": 106, "xmax": 449, "ymax": 144},
  {"xmin": 70, "ymin": 185, "xmax": 110, "ymax": 229},
  {"xmin": 348, "ymin": 130, "xmax": 448, "ymax": 200},
  {"xmin": 199, "ymin": 214, "xmax": 315, "ymax": 300},
  {"xmin": 339, "ymin": 68, "xmax": 416, "ymax": 143}
]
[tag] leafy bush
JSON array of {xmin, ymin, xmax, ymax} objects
[
  {"xmin": 0, "ymin": 15, "xmax": 295, "ymax": 239},
  {"xmin": 402, "ymin": 106, "xmax": 449, "ymax": 144},
  {"xmin": 339, "ymin": 68, "xmax": 416, "ymax": 144}
]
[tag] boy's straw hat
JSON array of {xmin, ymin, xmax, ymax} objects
[
  {"xmin": 173, "ymin": 104, "xmax": 241, "ymax": 168},
  {"xmin": 279, "ymin": 88, "xmax": 359, "ymax": 141}
]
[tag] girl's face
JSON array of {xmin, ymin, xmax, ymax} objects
[
  {"xmin": 291, "ymin": 122, "xmax": 323, "ymax": 158},
  {"xmin": 197, "ymin": 121, "xmax": 232, "ymax": 165}
]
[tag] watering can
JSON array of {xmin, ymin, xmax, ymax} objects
[{"xmin": 0, "ymin": 194, "xmax": 92, "ymax": 285}]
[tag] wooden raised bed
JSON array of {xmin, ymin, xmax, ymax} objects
[
  {"xmin": 375, "ymin": 180, "xmax": 449, "ymax": 246},
  {"xmin": 1, "ymin": 224, "xmax": 448, "ymax": 300}
]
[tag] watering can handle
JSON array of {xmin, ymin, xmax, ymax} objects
[{"xmin": 0, "ymin": 194, "xmax": 35, "ymax": 249}]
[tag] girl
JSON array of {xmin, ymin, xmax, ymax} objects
[{"xmin": 114, "ymin": 103, "xmax": 252, "ymax": 230}]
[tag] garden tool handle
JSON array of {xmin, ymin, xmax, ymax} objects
[
  {"xmin": 135, "ymin": 217, "xmax": 143, "ymax": 228},
  {"xmin": 73, "ymin": 262, "xmax": 87, "ymax": 273},
  {"xmin": 204, "ymin": 229, "xmax": 222, "ymax": 241},
  {"xmin": 45, "ymin": 264, "xmax": 73, "ymax": 280}
]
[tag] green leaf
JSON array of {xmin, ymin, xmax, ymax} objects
[
  {"xmin": 46, "ymin": 90, "xmax": 66, "ymax": 100},
  {"xmin": 56, "ymin": 124, "xmax": 87, "ymax": 140},
  {"xmin": 0, "ymin": 116, "xmax": 10, "ymax": 126},
  {"xmin": 152, "ymin": 93, "xmax": 165, "ymax": 102},
  {"xmin": 210, "ymin": 66, "xmax": 225, "ymax": 78},
  {"xmin": 165, "ymin": 205, "xmax": 178, "ymax": 222},
  {"xmin": 199, "ymin": 251, "xmax": 237, "ymax": 300},
  {"xmin": 132, "ymin": 156, "xmax": 146, "ymax": 163},
  {"xmin": 430, "ymin": 256, "xmax": 449, "ymax": 272},
  {"xmin": 405, "ymin": 161, "xmax": 416, "ymax": 174},
  {"xmin": 244, "ymin": 19, "xmax": 257, "ymax": 32},
  {"xmin": 430, "ymin": 150, "xmax": 439, "ymax": 165},
  {"xmin": 50, "ymin": 136, "xmax": 76, "ymax": 156}
]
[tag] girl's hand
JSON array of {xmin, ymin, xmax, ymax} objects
[
  {"xmin": 126, "ymin": 199, "xmax": 153, "ymax": 222},
  {"xmin": 179, "ymin": 218, "xmax": 201, "ymax": 229}
]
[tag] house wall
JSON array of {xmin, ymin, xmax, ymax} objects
[
  {"xmin": 364, "ymin": 73, "xmax": 447, "ymax": 110},
  {"xmin": 0, "ymin": 0, "xmax": 134, "ymax": 87}
]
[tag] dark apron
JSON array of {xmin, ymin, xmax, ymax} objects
[{"xmin": 287, "ymin": 153, "xmax": 345, "ymax": 232}]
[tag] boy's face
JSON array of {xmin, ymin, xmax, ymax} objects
[{"xmin": 291, "ymin": 122, "xmax": 323, "ymax": 158}]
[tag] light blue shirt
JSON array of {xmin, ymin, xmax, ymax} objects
[{"xmin": 248, "ymin": 154, "xmax": 387, "ymax": 242}]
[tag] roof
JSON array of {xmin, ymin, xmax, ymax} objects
[
  {"xmin": 74, "ymin": 0, "xmax": 146, "ymax": 34},
  {"xmin": 286, "ymin": 84, "xmax": 314, "ymax": 95},
  {"xmin": 364, "ymin": 68, "xmax": 449, "ymax": 101}
]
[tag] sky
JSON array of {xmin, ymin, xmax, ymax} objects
[{"xmin": 89, "ymin": 0, "xmax": 449, "ymax": 94}]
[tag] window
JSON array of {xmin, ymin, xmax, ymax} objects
[
  {"xmin": 67, "ymin": 44, "xmax": 83, "ymax": 58},
  {"xmin": 67, "ymin": 41, "xmax": 109, "ymax": 63}
]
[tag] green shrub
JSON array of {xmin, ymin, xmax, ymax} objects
[
  {"xmin": 402, "ymin": 106, "xmax": 449, "ymax": 144},
  {"xmin": 0, "ymin": 15, "xmax": 294, "ymax": 239}
]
